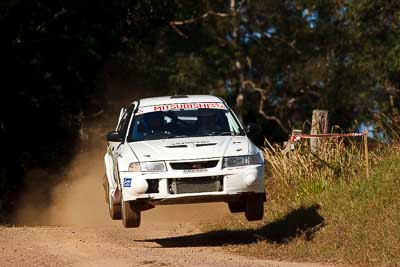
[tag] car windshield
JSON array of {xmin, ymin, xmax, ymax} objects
[{"xmin": 127, "ymin": 108, "xmax": 244, "ymax": 142}]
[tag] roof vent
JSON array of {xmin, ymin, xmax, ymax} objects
[
  {"xmin": 196, "ymin": 143, "xmax": 217, "ymax": 147},
  {"xmin": 170, "ymin": 95, "xmax": 189, "ymax": 99}
]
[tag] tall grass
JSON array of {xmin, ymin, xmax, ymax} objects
[
  {"xmin": 263, "ymin": 138, "xmax": 368, "ymax": 203},
  {"xmin": 208, "ymin": 139, "xmax": 400, "ymax": 265}
]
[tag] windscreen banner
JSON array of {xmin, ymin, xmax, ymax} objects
[{"xmin": 137, "ymin": 102, "xmax": 227, "ymax": 114}]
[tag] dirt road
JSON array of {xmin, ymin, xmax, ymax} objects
[
  {"xmin": 1, "ymin": 206, "xmax": 329, "ymax": 267},
  {"xmin": 1, "ymin": 172, "xmax": 330, "ymax": 267},
  {"xmin": 0, "ymin": 112, "xmax": 331, "ymax": 267}
]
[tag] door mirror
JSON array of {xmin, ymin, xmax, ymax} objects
[
  {"xmin": 245, "ymin": 123, "xmax": 258, "ymax": 143},
  {"xmin": 245, "ymin": 123, "xmax": 257, "ymax": 135},
  {"xmin": 106, "ymin": 131, "xmax": 123, "ymax": 142}
]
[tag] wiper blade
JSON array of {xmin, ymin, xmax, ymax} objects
[
  {"xmin": 218, "ymin": 131, "xmax": 233, "ymax": 136},
  {"xmin": 170, "ymin": 134, "xmax": 189, "ymax": 138},
  {"xmin": 203, "ymin": 131, "xmax": 233, "ymax": 136}
]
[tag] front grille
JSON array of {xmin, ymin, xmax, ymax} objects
[
  {"xmin": 170, "ymin": 160, "xmax": 219, "ymax": 170},
  {"xmin": 145, "ymin": 179, "xmax": 159, "ymax": 193},
  {"xmin": 168, "ymin": 176, "xmax": 223, "ymax": 194}
]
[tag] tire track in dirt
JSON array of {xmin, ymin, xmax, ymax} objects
[{"xmin": 0, "ymin": 223, "xmax": 332, "ymax": 267}]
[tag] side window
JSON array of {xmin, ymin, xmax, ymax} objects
[
  {"xmin": 226, "ymin": 110, "xmax": 244, "ymax": 135},
  {"xmin": 116, "ymin": 111, "xmax": 128, "ymax": 134},
  {"xmin": 117, "ymin": 104, "xmax": 135, "ymax": 139},
  {"xmin": 115, "ymin": 108, "xmax": 127, "ymax": 131}
]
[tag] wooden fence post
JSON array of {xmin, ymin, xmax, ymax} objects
[
  {"xmin": 310, "ymin": 110, "xmax": 329, "ymax": 152},
  {"xmin": 283, "ymin": 129, "xmax": 302, "ymax": 154}
]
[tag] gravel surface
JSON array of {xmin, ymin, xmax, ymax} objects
[
  {"xmin": 2, "ymin": 121, "xmax": 334, "ymax": 267},
  {"xmin": 0, "ymin": 220, "xmax": 333, "ymax": 267}
]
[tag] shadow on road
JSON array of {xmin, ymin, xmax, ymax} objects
[{"xmin": 140, "ymin": 204, "xmax": 324, "ymax": 248}]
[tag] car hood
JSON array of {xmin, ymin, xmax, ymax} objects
[{"xmin": 128, "ymin": 136, "xmax": 249, "ymax": 162}]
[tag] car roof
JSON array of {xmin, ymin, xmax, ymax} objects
[{"xmin": 135, "ymin": 95, "xmax": 224, "ymax": 107}]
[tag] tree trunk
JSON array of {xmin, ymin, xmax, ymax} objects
[
  {"xmin": 230, "ymin": 0, "xmax": 245, "ymax": 123},
  {"xmin": 310, "ymin": 110, "xmax": 329, "ymax": 153}
]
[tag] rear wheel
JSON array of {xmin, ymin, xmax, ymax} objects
[
  {"xmin": 108, "ymin": 184, "xmax": 121, "ymax": 220},
  {"xmin": 102, "ymin": 175, "xmax": 108, "ymax": 203},
  {"xmin": 228, "ymin": 201, "xmax": 245, "ymax": 213},
  {"xmin": 122, "ymin": 200, "xmax": 141, "ymax": 228},
  {"xmin": 245, "ymin": 196, "xmax": 264, "ymax": 221}
]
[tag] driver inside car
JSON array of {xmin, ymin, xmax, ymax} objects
[
  {"xmin": 143, "ymin": 112, "xmax": 165, "ymax": 136},
  {"xmin": 132, "ymin": 112, "xmax": 167, "ymax": 140},
  {"xmin": 196, "ymin": 109, "xmax": 219, "ymax": 135}
]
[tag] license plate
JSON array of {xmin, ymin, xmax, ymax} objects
[{"xmin": 183, "ymin": 168, "xmax": 207, "ymax": 173}]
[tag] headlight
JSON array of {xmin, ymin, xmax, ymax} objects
[
  {"xmin": 128, "ymin": 161, "xmax": 167, "ymax": 172},
  {"xmin": 223, "ymin": 156, "xmax": 248, "ymax": 168},
  {"xmin": 140, "ymin": 161, "xmax": 167, "ymax": 172},
  {"xmin": 222, "ymin": 155, "xmax": 263, "ymax": 168},
  {"xmin": 248, "ymin": 154, "xmax": 263, "ymax": 165},
  {"xmin": 128, "ymin": 162, "xmax": 140, "ymax": 172}
]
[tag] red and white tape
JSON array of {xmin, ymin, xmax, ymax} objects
[{"xmin": 290, "ymin": 132, "xmax": 365, "ymax": 142}]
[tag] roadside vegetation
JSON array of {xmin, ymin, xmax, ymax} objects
[
  {"xmin": 2, "ymin": 0, "xmax": 400, "ymax": 222},
  {"xmin": 208, "ymin": 139, "xmax": 400, "ymax": 266}
]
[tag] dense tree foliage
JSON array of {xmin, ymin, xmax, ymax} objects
[
  {"xmin": 0, "ymin": 0, "xmax": 399, "ymax": 211},
  {"xmin": 0, "ymin": 0, "xmax": 175, "ymax": 209}
]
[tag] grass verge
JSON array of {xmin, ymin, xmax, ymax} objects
[{"xmin": 207, "ymin": 142, "xmax": 400, "ymax": 266}]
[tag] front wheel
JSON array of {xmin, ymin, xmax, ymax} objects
[
  {"xmin": 245, "ymin": 196, "xmax": 264, "ymax": 221},
  {"xmin": 122, "ymin": 200, "xmax": 141, "ymax": 228}
]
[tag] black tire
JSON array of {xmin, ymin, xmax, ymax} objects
[
  {"xmin": 245, "ymin": 196, "xmax": 264, "ymax": 221},
  {"xmin": 228, "ymin": 201, "xmax": 245, "ymax": 213},
  {"xmin": 108, "ymin": 184, "xmax": 121, "ymax": 220},
  {"xmin": 122, "ymin": 200, "xmax": 141, "ymax": 228}
]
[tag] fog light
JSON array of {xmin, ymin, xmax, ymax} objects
[
  {"xmin": 132, "ymin": 178, "xmax": 148, "ymax": 194},
  {"xmin": 245, "ymin": 173, "xmax": 257, "ymax": 186}
]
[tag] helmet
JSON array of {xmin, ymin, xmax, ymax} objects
[
  {"xmin": 197, "ymin": 108, "xmax": 216, "ymax": 118},
  {"xmin": 142, "ymin": 111, "xmax": 164, "ymax": 130}
]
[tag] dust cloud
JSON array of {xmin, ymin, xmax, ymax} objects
[
  {"xmin": 14, "ymin": 124, "xmax": 228, "ymax": 228},
  {"xmin": 14, "ymin": 85, "xmax": 229, "ymax": 227},
  {"xmin": 13, "ymin": 141, "xmax": 114, "ymax": 226}
]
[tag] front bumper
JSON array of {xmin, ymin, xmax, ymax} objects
[
  {"xmin": 119, "ymin": 164, "xmax": 265, "ymax": 204},
  {"xmin": 152, "ymin": 192, "xmax": 266, "ymax": 205}
]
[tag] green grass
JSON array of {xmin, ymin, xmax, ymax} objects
[{"xmin": 207, "ymin": 145, "xmax": 400, "ymax": 266}]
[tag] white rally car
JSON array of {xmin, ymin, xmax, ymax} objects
[{"xmin": 103, "ymin": 95, "xmax": 265, "ymax": 228}]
